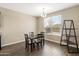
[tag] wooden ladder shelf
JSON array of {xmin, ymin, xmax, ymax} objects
[{"xmin": 60, "ymin": 20, "xmax": 78, "ymax": 53}]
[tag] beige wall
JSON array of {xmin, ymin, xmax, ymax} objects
[
  {"xmin": 0, "ymin": 7, "xmax": 37, "ymax": 46},
  {"xmin": 36, "ymin": 17, "xmax": 44, "ymax": 33},
  {"xmin": 37, "ymin": 5, "xmax": 79, "ymax": 46}
]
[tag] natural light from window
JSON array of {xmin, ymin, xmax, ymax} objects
[{"xmin": 44, "ymin": 15, "xmax": 62, "ymax": 36}]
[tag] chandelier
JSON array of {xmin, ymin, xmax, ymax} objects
[{"xmin": 41, "ymin": 8, "xmax": 47, "ymax": 18}]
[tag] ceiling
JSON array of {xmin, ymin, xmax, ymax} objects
[{"xmin": 0, "ymin": 3, "xmax": 78, "ymax": 17}]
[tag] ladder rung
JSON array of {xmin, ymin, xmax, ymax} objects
[
  {"xmin": 63, "ymin": 28, "xmax": 74, "ymax": 30},
  {"xmin": 66, "ymin": 35, "xmax": 76, "ymax": 37},
  {"xmin": 64, "ymin": 20, "xmax": 73, "ymax": 21},
  {"xmin": 62, "ymin": 34, "xmax": 76, "ymax": 37},
  {"xmin": 62, "ymin": 40, "xmax": 76, "ymax": 45},
  {"xmin": 68, "ymin": 41, "xmax": 76, "ymax": 45}
]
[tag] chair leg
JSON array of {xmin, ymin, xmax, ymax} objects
[
  {"xmin": 36, "ymin": 43, "xmax": 39, "ymax": 49},
  {"xmin": 30, "ymin": 44, "xmax": 33, "ymax": 52},
  {"xmin": 43, "ymin": 39, "xmax": 44, "ymax": 46},
  {"xmin": 33, "ymin": 43, "xmax": 35, "ymax": 49},
  {"xmin": 25, "ymin": 43, "xmax": 27, "ymax": 49},
  {"xmin": 27, "ymin": 45, "xmax": 29, "ymax": 51}
]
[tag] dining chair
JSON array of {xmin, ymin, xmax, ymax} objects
[
  {"xmin": 40, "ymin": 32, "xmax": 45, "ymax": 46},
  {"xmin": 34, "ymin": 34, "xmax": 44, "ymax": 49},
  {"xmin": 29, "ymin": 32, "xmax": 34, "ymax": 38},
  {"xmin": 24, "ymin": 34, "xmax": 35, "ymax": 52}
]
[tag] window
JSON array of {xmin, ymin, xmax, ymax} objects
[{"xmin": 44, "ymin": 15, "xmax": 62, "ymax": 35}]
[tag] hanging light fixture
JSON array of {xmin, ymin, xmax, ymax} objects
[{"xmin": 41, "ymin": 8, "xmax": 47, "ymax": 18}]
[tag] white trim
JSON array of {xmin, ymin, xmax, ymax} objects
[
  {"xmin": 2, "ymin": 40, "xmax": 25, "ymax": 47},
  {"xmin": 46, "ymin": 32, "xmax": 61, "ymax": 36},
  {"xmin": 46, "ymin": 39, "xmax": 79, "ymax": 48},
  {"xmin": 46, "ymin": 39, "xmax": 60, "ymax": 44},
  {"xmin": 1, "ymin": 38, "xmax": 79, "ymax": 49}
]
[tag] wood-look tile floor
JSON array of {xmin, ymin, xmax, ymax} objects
[{"xmin": 0, "ymin": 40, "xmax": 79, "ymax": 56}]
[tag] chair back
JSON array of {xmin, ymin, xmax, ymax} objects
[
  {"xmin": 40, "ymin": 32, "xmax": 44, "ymax": 37},
  {"xmin": 29, "ymin": 32, "xmax": 34, "ymax": 38},
  {"xmin": 37, "ymin": 33, "xmax": 45, "ymax": 45},
  {"xmin": 40, "ymin": 32, "xmax": 44, "ymax": 34},
  {"xmin": 37, "ymin": 34, "xmax": 44, "ymax": 40}
]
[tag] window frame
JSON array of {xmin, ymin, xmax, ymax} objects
[{"xmin": 44, "ymin": 15, "xmax": 62, "ymax": 35}]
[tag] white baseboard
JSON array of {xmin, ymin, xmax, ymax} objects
[
  {"xmin": 2, "ymin": 40, "xmax": 25, "ymax": 47},
  {"xmin": 1, "ymin": 39, "xmax": 79, "ymax": 49},
  {"xmin": 46, "ymin": 39, "xmax": 79, "ymax": 48},
  {"xmin": 46, "ymin": 39, "xmax": 60, "ymax": 44}
]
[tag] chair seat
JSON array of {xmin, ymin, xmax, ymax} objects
[{"xmin": 28, "ymin": 39, "xmax": 35, "ymax": 44}]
